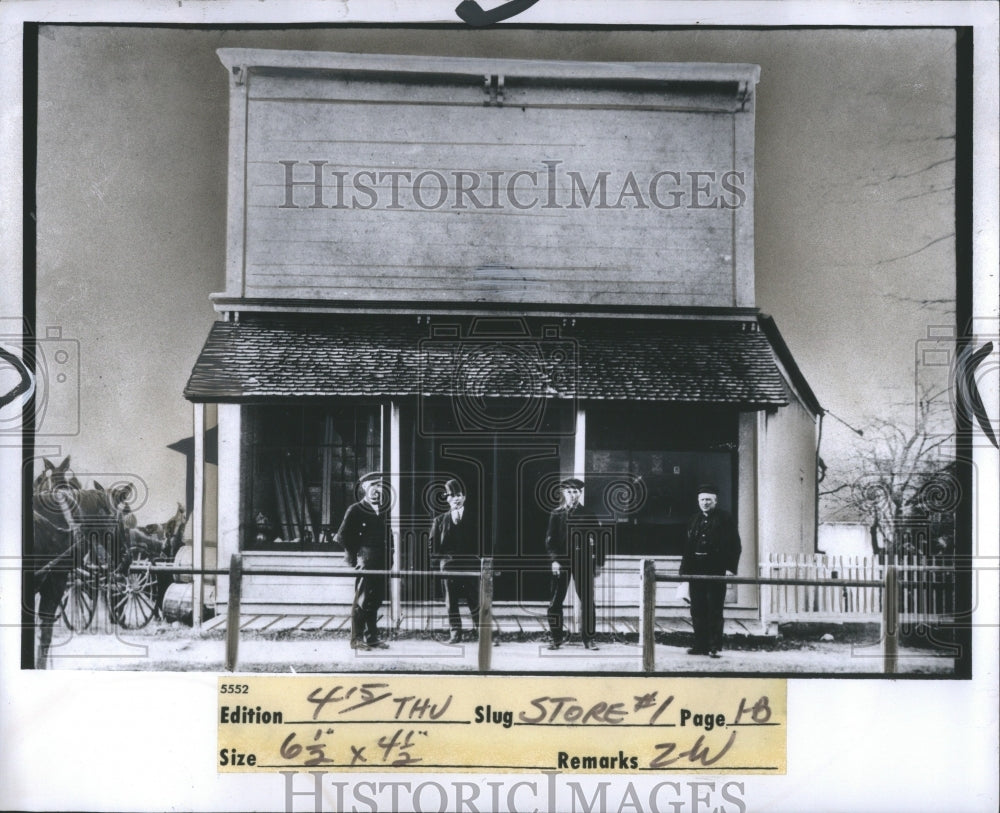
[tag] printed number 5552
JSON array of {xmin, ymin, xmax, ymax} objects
[{"xmin": 221, "ymin": 684, "xmax": 250, "ymax": 694}]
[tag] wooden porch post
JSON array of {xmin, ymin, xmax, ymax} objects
[
  {"xmin": 192, "ymin": 402, "xmax": 205, "ymax": 627},
  {"xmin": 574, "ymin": 407, "xmax": 588, "ymax": 633},
  {"xmin": 389, "ymin": 401, "xmax": 402, "ymax": 632},
  {"xmin": 574, "ymin": 407, "xmax": 586, "ymax": 480}
]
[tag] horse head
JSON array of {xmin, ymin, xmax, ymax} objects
[
  {"xmin": 94, "ymin": 481, "xmax": 138, "ymax": 530},
  {"xmin": 43, "ymin": 455, "xmax": 81, "ymax": 490},
  {"xmin": 59, "ymin": 482, "xmax": 132, "ymax": 571},
  {"xmin": 131, "ymin": 502, "xmax": 187, "ymax": 558},
  {"xmin": 31, "ymin": 487, "xmax": 76, "ymax": 561},
  {"xmin": 33, "ymin": 467, "xmax": 50, "ymax": 495}
]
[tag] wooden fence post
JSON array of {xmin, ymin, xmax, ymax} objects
[
  {"xmin": 759, "ymin": 558, "xmax": 770, "ymax": 636},
  {"xmin": 478, "ymin": 558, "xmax": 493, "ymax": 672},
  {"xmin": 640, "ymin": 559, "xmax": 656, "ymax": 672},
  {"xmin": 225, "ymin": 553, "xmax": 243, "ymax": 672},
  {"xmin": 882, "ymin": 561, "xmax": 899, "ymax": 674}
]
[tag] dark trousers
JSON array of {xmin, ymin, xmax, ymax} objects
[
  {"xmin": 689, "ymin": 580, "xmax": 727, "ymax": 652},
  {"xmin": 547, "ymin": 565, "xmax": 597, "ymax": 644},
  {"xmin": 442, "ymin": 575, "xmax": 480, "ymax": 633},
  {"xmin": 352, "ymin": 573, "xmax": 386, "ymax": 644}
]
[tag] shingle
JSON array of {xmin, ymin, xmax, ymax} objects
[{"xmin": 183, "ymin": 314, "xmax": 790, "ymax": 407}]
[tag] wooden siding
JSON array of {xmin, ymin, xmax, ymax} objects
[{"xmin": 220, "ymin": 51, "xmax": 758, "ymax": 309}]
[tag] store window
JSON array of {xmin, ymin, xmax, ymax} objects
[
  {"xmin": 246, "ymin": 404, "xmax": 382, "ymax": 551},
  {"xmin": 585, "ymin": 403, "xmax": 738, "ymax": 556}
]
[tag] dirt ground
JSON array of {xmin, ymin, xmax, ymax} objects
[{"xmin": 37, "ymin": 617, "xmax": 957, "ymax": 675}]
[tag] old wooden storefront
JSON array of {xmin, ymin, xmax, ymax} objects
[{"xmin": 184, "ymin": 50, "xmax": 822, "ymax": 631}]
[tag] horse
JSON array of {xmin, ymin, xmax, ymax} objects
[
  {"xmin": 33, "ymin": 455, "xmax": 82, "ymax": 495},
  {"xmin": 128, "ymin": 502, "xmax": 188, "ymax": 618},
  {"xmin": 32, "ymin": 485, "xmax": 80, "ymax": 669},
  {"xmin": 31, "ymin": 456, "xmax": 131, "ymax": 668}
]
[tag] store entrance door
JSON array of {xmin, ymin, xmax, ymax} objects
[{"xmin": 405, "ymin": 400, "xmax": 575, "ymax": 604}]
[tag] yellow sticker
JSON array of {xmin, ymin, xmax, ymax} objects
[{"xmin": 218, "ymin": 676, "xmax": 785, "ymax": 774}]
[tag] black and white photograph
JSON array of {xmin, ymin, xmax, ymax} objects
[{"xmin": 1, "ymin": 1, "xmax": 997, "ymax": 811}]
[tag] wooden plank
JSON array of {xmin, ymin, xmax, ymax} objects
[
  {"xmin": 818, "ymin": 556, "xmax": 827, "ymax": 614},
  {"xmin": 290, "ymin": 465, "xmax": 318, "ymax": 542},
  {"xmin": 193, "ymin": 402, "xmax": 205, "ymax": 628},
  {"xmin": 478, "ymin": 558, "xmax": 494, "ymax": 671},
  {"xmin": 248, "ymin": 70, "xmax": 747, "ymax": 113},
  {"xmin": 321, "ymin": 415, "xmax": 333, "ymax": 529},
  {"xmin": 640, "ymin": 559, "xmax": 656, "ymax": 672},
  {"xmin": 273, "ymin": 469, "xmax": 292, "ymax": 541},
  {"xmin": 282, "ymin": 465, "xmax": 301, "ymax": 540},
  {"xmin": 882, "ymin": 564, "xmax": 899, "ymax": 674},
  {"xmin": 225, "ymin": 554, "xmax": 243, "ymax": 672},
  {"xmin": 285, "ymin": 464, "xmax": 301, "ymax": 535}
]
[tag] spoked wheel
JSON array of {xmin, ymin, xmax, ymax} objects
[
  {"xmin": 108, "ymin": 557, "xmax": 158, "ymax": 629},
  {"xmin": 60, "ymin": 567, "xmax": 97, "ymax": 631}
]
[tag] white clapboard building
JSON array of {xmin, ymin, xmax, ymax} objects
[{"xmin": 183, "ymin": 50, "xmax": 823, "ymax": 630}]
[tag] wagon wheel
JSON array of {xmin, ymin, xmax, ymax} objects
[
  {"xmin": 108, "ymin": 555, "xmax": 158, "ymax": 629},
  {"xmin": 60, "ymin": 566, "xmax": 97, "ymax": 631}
]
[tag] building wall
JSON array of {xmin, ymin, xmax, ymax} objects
[
  {"xmin": 737, "ymin": 412, "xmax": 759, "ymax": 608},
  {"xmin": 757, "ymin": 396, "xmax": 819, "ymax": 558},
  {"xmin": 818, "ymin": 523, "xmax": 871, "ymax": 559},
  {"xmin": 222, "ymin": 50, "xmax": 757, "ymax": 310}
]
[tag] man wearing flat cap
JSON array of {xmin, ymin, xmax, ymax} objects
[
  {"xmin": 545, "ymin": 477, "xmax": 604, "ymax": 650},
  {"xmin": 679, "ymin": 484, "xmax": 741, "ymax": 657},
  {"xmin": 429, "ymin": 479, "xmax": 481, "ymax": 644},
  {"xmin": 335, "ymin": 473, "xmax": 393, "ymax": 650}
]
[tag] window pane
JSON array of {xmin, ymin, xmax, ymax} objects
[
  {"xmin": 586, "ymin": 404, "xmax": 737, "ymax": 556},
  {"xmin": 247, "ymin": 404, "xmax": 381, "ymax": 551}
]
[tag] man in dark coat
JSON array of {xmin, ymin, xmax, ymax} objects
[
  {"xmin": 679, "ymin": 483, "xmax": 741, "ymax": 657},
  {"xmin": 334, "ymin": 473, "xmax": 393, "ymax": 650},
  {"xmin": 545, "ymin": 477, "xmax": 604, "ymax": 650},
  {"xmin": 429, "ymin": 479, "xmax": 481, "ymax": 644}
]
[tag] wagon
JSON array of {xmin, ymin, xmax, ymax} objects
[{"xmin": 59, "ymin": 533, "xmax": 163, "ymax": 631}]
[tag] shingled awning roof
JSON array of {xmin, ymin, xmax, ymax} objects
[{"xmin": 184, "ymin": 314, "xmax": 790, "ymax": 408}]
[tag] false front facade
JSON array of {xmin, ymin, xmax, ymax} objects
[{"xmin": 184, "ymin": 50, "xmax": 822, "ymax": 630}]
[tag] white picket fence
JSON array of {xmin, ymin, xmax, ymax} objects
[{"xmin": 759, "ymin": 552, "xmax": 956, "ymax": 631}]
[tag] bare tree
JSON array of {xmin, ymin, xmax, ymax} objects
[{"xmin": 820, "ymin": 387, "xmax": 955, "ymax": 556}]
